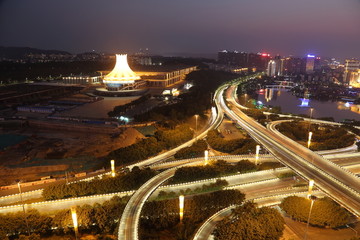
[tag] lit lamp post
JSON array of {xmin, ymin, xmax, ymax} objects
[
  {"xmin": 179, "ymin": 195, "xmax": 184, "ymax": 223},
  {"xmin": 304, "ymin": 195, "xmax": 317, "ymax": 240},
  {"xmin": 255, "ymin": 145, "xmax": 261, "ymax": 165},
  {"xmin": 71, "ymin": 207, "xmax": 79, "ymax": 240},
  {"xmin": 307, "ymin": 132, "xmax": 313, "ymax": 149},
  {"xmin": 346, "ymin": 224, "xmax": 358, "ymax": 238},
  {"xmin": 18, "ymin": 182, "xmax": 30, "ymax": 236},
  {"xmin": 204, "ymin": 150, "xmax": 209, "ymax": 165},
  {"xmin": 195, "ymin": 114, "xmax": 199, "ymax": 132},
  {"xmin": 308, "ymin": 108, "xmax": 314, "ymax": 132},
  {"xmin": 307, "ymin": 179, "xmax": 314, "ymax": 199},
  {"xmin": 110, "ymin": 159, "xmax": 115, "ymax": 177}
]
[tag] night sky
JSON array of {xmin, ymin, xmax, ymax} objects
[{"xmin": 0, "ymin": 0, "xmax": 359, "ymax": 59}]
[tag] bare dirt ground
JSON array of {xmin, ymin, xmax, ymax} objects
[
  {"xmin": 217, "ymin": 119, "xmax": 247, "ymax": 140},
  {"xmin": 0, "ymin": 127, "xmax": 144, "ymax": 185}
]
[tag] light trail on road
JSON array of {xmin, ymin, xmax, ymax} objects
[{"xmin": 223, "ymin": 85, "xmax": 360, "ymax": 216}]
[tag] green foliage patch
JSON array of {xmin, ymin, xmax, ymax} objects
[
  {"xmin": 214, "ymin": 202, "xmax": 285, "ymax": 240},
  {"xmin": 170, "ymin": 160, "xmax": 257, "ymax": 184},
  {"xmin": 42, "ymin": 167, "xmax": 156, "ymax": 200},
  {"xmin": 280, "ymin": 196, "xmax": 350, "ymax": 228}
]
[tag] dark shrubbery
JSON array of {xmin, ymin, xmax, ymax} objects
[
  {"xmin": 134, "ymin": 70, "xmax": 238, "ymax": 125},
  {"xmin": 174, "ymin": 140, "xmax": 208, "ymax": 159},
  {"xmin": 140, "ymin": 189, "xmax": 245, "ymax": 239},
  {"xmin": 214, "ymin": 202, "xmax": 285, "ymax": 240},
  {"xmin": 42, "ymin": 167, "xmax": 156, "ymax": 200},
  {"xmin": 277, "ymin": 122, "xmax": 355, "ymax": 150},
  {"xmin": 0, "ymin": 196, "xmax": 127, "ymax": 239},
  {"xmin": 170, "ymin": 160, "xmax": 257, "ymax": 184},
  {"xmin": 108, "ymin": 124, "xmax": 193, "ymax": 166},
  {"xmin": 280, "ymin": 196, "xmax": 350, "ymax": 228}
]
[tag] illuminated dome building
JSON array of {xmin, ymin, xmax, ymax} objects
[{"xmin": 96, "ymin": 54, "xmax": 147, "ymax": 96}]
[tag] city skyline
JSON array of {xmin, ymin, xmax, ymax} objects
[{"xmin": 0, "ymin": 0, "xmax": 359, "ymax": 60}]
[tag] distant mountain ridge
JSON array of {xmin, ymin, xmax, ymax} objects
[{"xmin": 0, "ymin": 46, "xmax": 72, "ymax": 59}]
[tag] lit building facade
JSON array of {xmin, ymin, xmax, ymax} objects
[
  {"xmin": 306, "ymin": 54, "xmax": 315, "ymax": 73},
  {"xmin": 217, "ymin": 50, "xmax": 270, "ymax": 71},
  {"xmin": 137, "ymin": 66, "xmax": 197, "ymax": 88},
  {"xmin": 344, "ymin": 59, "xmax": 360, "ymax": 86},
  {"xmin": 62, "ymin": 75, "xmax": 102, "ymax": 85},
  {"xmin": 103, "ymin": 54, "xmax": 142, "ymax": 91}
]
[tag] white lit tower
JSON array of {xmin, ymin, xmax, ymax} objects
[{"xmin": 103, "ymin": 54, "xmax": 141, "ymax": 91}]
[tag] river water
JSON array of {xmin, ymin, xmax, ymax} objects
[{"xmin": 256, "ymin": 89, "xmax": 360, "ymax": 122}]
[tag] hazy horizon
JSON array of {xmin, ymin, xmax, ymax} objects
[{"xmin": 1, "ymin": 0, "xmax": 359, "ymax": 60}]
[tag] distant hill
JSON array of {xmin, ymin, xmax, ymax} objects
[{"xmin": 0, "ymin": 46, "xmax": 72, "ymax": 59}]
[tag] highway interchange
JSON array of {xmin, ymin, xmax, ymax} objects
[
  {"xmin": 117, "ymin": 76, "xmax": 360, "ymax": 240},
  {"xmin": 1, "ymin": 74, "xmax": 359, "ymax": 239}
]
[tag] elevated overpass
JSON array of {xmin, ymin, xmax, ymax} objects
[{"xmin": 221, "ymin": 85, "xmax": 360, "ymax": 216}]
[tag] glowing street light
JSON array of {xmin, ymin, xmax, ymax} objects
[
  {"xmin": 179, "ymin": 195, "xmax": 184, "ymax": 223},
  {"xmin": 308, "ymin": 108, "xmax": 314, "ymax": 132},
  {"xmin": 195, "ymin": 115, "xmax": 199, "ymax": 132},
  {"xmin": 304, "ymin": 195, "xmax": 317, "ymax": 240},
  {"xmin": 110, "ymin": 160, "xmax": 115, "ymax": 177},
  {"xmin": 255, "ymin": 145, "xmax": 261, "ymax": 165},
  {"xmin": 204, "ymin": 150, "xmax": 209, "ymax": 165},
  {"xmin": 71, "ymin": 207, "xmax": 79, "ymax": 240},
  {"xmin": 307, "ymin": 180, "xmax": 314, "ymax": 199},
  {"xmin": 18, "ymin": 182, "xmax": 30, "ymax": 236},
  {"xmin": 307, "ymin": 132, "xmax": 313, "ymax": 149}
]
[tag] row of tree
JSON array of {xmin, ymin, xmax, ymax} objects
[
  {"xmin": 157, "ymin": 179, "xmax": 229, "ymax": 200},
  {"xmin": 280, "ymin": 196, "xmax": 350, "ymax": 228},
  {"xmin": 170, "ymin": 160, "xmax": 257, "ymax": 184},
  {"xmin": 0, "ymin": 196, "xmax": 127, "ymax": 239},
  {"xmin": 174, "ymin": 139, "xmax": 208, "ymax": 159},
  {"xmin": 140, "ymin": 189, "xmax": 246, "ymax": 239},
  {"xmin": 277, "ymin": 122, "xmax": 355, "ymax": 150},
  {"xmin": 42, "ymin": 167, "xmax": 156, "ymax": 200},
  {"xmin": 214, "ymin": 202, "xmax": 285, "ymax": 240},
  {"xmin": 107, "ymin": 124, "xmax": 193, "ymax": 166},
  {"xmin": 134, "ymin": 70, "xmax": 239, "ymax": 126}
]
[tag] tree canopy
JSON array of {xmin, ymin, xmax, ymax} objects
[
  {"xmin": 280, "ymin": 196, "xmax": 350, "ymax": 228},
  {"xmin": 214, "ymin": 202, "xmax": 285, "ymax": 240}
]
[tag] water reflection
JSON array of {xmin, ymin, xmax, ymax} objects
[
  {"xmin": 337, "ymin": 102, "xmax": 360, "ymax": 114},
  {"xmin": 256, "ymin": 89, "xmax": 360, "ymax": 121}
]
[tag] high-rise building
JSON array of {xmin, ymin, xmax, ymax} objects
[
  {"xmin": 267, "ymin": 60, "xmax": 277, "ymax": 76},
  {"xmin": 218, "ymin": 50, "xmax": 247, "ymax": 66},
  {"xmin": 306, "ymin": 54, "xmax": 316, "ymax": 73},
  {"xmin": 217, "ymin": 50, "xmax": 270, "ymax": 71},
  {"xmin": 282, "ymin": 57, "xmax": 305, "ymax": 75},
  {"xmin": 343, "ymin": 59, "xmax": 360, "ymax": 86}
]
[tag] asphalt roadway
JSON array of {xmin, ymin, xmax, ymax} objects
[{"xmin": 223, "ymin": 85, "xmax": 360, "ymax": 216}]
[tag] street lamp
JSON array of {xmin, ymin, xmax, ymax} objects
[
  {"xmin": 179, "ymin": 195, "xmax": 184, "ymax": 223},
  {"xmin": 346, "ymin": 224, "xmax": 358, "ymax": 238},
  {"xmin": 244, "ymin": 93, "xmax": 248, "ymax": 105},
  {"xmin": 195, "ymin": 115, "xmax": 199, "ymax": 132},
  {"xmin": 255, "ymin": 145, "xmax": 261, "ymax": 165},
  {"xmin": 18, "ymin": 182, "xmax": 30, "ymax": 236},
  {"xmin": 307, "ymin": 179, "xmax": 314, "ymax": 199},
  {"xmin": 304, "ymin": 195, "xmax": 317, "ymax": 240},
  {"xmin": 204, "ymin": 150, "xmax": 209, "ymax": 165},
  {"xmin": 110, "ymin": 159, "xmax": 115, "ymax": 177},
  {"xmin": 71, "ymin": 207, "xmax": 79, "ymax": 240},
  {"xmin": 307, "ymin": 132, "xmax": 313, "ymax": 149},
  {"xmin": 308, "ymin": 108, "xmax": 314, "ymax": 132}
]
